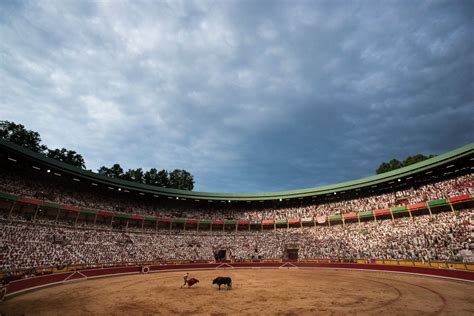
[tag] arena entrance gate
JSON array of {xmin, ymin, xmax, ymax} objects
[
  {"xmin": 286, "ymin": 248, "xmax": 299, "ymax": 260},
  {"xmin": 214, "ymin": 249, "xmax": 227, "ymax": 261}
]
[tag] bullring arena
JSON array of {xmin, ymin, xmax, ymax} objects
[
  {"xmin": 0, "ymin": 141, "xmax": 473, "ymax": 314},
  {"xmin": 1, "ymin": 265, "xmax": 474, "ymax": 315}
]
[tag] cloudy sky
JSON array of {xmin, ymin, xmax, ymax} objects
[{"xmin": 0, "ymin": 0, "xmax": 473, "ymax": 193}]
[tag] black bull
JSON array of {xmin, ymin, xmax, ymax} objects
[{"xmin": 212, "ymin": 277, "xmax": 232, "ymax": 290}]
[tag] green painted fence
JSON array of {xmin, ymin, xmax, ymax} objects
[
  {"xmin": 80, "ymin": 208, "xmax": 97, "ymax": 215},
  {"xmin": 358, "ymin": 211, "xmax": 373, "ymax": 218},
  {"xmin": 0, "ymin": 191, "xmax": 18, "ymax": 201},
  {"xmin": 427, "ymin": 199, "xmax": 448, "ymax": 207},
  {"xmin": 391, "ymin": 206, "xmax": 408, "ymax": 213}
]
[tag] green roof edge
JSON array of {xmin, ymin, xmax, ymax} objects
[{"xmin": 1, "ymin": 139, "xmax": 472, "ymax": 201}]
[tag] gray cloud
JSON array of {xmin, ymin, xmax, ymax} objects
[{"xmin": 1, "ymin": 0, "xmax": 473, "ymax": 192}]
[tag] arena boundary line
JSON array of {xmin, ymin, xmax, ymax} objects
[
  {"xmin": 5, "ymin": 266, "xmax": 232, "ymax": 298},
  {"xmin": 279, "ymin": 262, "xmax": 298, "ymax": 269},
  {"xmin": 5, "ymin": 266, "xmax": 472, "ymax": 300},
  {"xmin": 215, "ymin": 263, "xmax": 234, "ymax": 269},
  {"xmin": 296, "ymin": 267, "xmax": 474, "ymax": 284},
  {"xmin": 215, "ymin": 266, "xmax": 474, "ymax": 283},
  {"xmin": 4, "ymin": 263, "xmax": 473, "ymax": 299},
  {"xmin": 4, "ymin": 271, "xmax": 141, "ymax": 298},
  {"xmin": 63, "ymin": 271, "xmax": 87, "ymax": 282}
]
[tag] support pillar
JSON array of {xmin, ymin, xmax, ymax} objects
[
  {"xmin": 8, "ymin": 202, "xmax": 16, "ymax": 219},
  {"xmin": 449, "ymin": 202, "xmax": 456, "ymax": 215},
  {"xmin": 427, "ymin": 205, "xmax": 433, "ymax": 217},
  {"xmin": 74, "ymin": 211, "xmax": 80, "ymax": 227},
  {"xmin": 55, "ymin": 208, "xmax": 61, "ymax": 223},
  {"xmin": 32, "ymin": 205, "xmax": 39, "ymax": 221}
]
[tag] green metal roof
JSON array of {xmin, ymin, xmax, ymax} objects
[{"xmin": 1, "ymin": 139, "xmax": 472, "ymax": 201}]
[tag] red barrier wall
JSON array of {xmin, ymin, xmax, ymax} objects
[{"xmin": 5, "ymin": 262, "xmax": 473, "ymax": 298}]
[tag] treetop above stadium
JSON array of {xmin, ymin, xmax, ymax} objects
[{"xmin": 0, "ymin": 138, "xmax": 472, "ymax": 201}]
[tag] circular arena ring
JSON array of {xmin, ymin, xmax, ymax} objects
[{"xmin": 1, "ymin": 263, "xmax": 473, "ymax": 315}]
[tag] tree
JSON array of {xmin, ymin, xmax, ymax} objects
[
  {"xmin": 97, "ymin": 164, "xmax": 124, "ymax": 178},
  {"xmin": 169, "ymin": 169, "xmax": 194, "ymax": 190},
  {"xmin": 0, "ymin": 121, "xmax": 196, "ymax": 189},
  {"xmin": 98, "ymin": 166, "xmax": 194, "ymax": 190},
  {"xmin": 376, "ymin": 162, "xmax": 391, "ymax": 174},
  {"xmin": 109, "ymin": 164, "xmax": 124, "ymax": 178},
  {"xmin": 47, "ymin": 148, "xmax": 86, "ymax": 169},
  {"xmin": 98, "ymin": 166, "xmax": 113, "ymax": 177},
  {"xmin": 123, "ymin": 168, "xmax": 144, "ymax": 183},
  {"xmin": 402, "ymin": 154, "xmax": 436, "ymax": 167},
  {"xmin": 0, "ymin": 120, "xmax": 47, "ymax": 153},
  {"xmin": 144, "ymin": 168, "xmax": 160, "ymax": 186},
  {"xmin": 376, "ymin": 154, "xmax": 436, "ymax": 174},
  {"xmin": 388, "ymin": 159, "xmax": 403, "ymax": 171},
  {"xmin": 156, "ymin": 169, "xmax": 170, "ymax": 188}
]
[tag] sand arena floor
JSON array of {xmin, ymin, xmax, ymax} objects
[{"xmin": 1, "ymin": 268, "xmax": 473, "ymax": 315}]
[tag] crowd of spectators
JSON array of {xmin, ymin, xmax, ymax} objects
[
  {"xmin": 0, "ymin": 164, "xmax": 471, "ymax": 221},
  {"xmin": 1, "ymin": 209, "xmax": 472, "ymax": 272}
]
